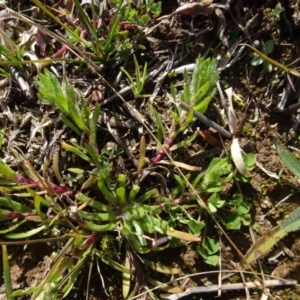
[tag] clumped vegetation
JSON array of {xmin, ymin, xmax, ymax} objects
[{"xmin": 1, "ymin": 1, "xmax": 300, "ymax": 299}]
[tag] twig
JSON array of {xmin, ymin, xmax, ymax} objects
[
  {"xmin": 161, "ymin": 279, "xmax": 297, "ymax": 300},
  {"xmin": 178, "ymin": 102, "xmax": 231, "ymax": 139}
]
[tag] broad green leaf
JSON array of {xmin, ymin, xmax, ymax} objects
[
  {"xmin": 204, "ymin": 254, "xmax": 219, "ymax": 266},
  {"xmin": 225, "ymin": 213, "xmax": 241, "ymax": 230},
  {"xmin": 206, "ymin": 238, "xmax": 219, "ymax": 255},
  {"xmin": 188, "ymin": 219, "xmax": 205, "ymax": 235},
  {"xmin": 282, "ymin": 207, "xmax": 300, "ymax": 232},
  {"xmin": 263, "ymin": 40, "xmax": 274, "ymax": 55},
  {"xmin": 276, "ymin": 142, "xmax": 300, "ymax": 178},
  {"xmin": 201, "ymin": 157, "xmax": 232, "ymax": 191},
  {"xmin": 244, "ymin": 225, "xmax": 286, "ymax": 265}
]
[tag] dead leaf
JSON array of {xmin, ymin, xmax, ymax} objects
[{"xmin": 231, "ymin": 138, "xmax": 252, "ymax": 177}]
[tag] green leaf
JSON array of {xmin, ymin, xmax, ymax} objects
[
  {"xmin": 148, "ymin": 104, "xmax": 165, "ymax": 143},
  {"xmin": 282, "ymin": 207, "xmax": 300, "ymax": 232},
  {"xmin": 6, "ymin": 224, "xmax": 47, "ymax": 239},
  {"xmin": 206, "ymin": 238, "xmax": 219, "ymax": 255},
  {"xmin": 61, "ymin": 142, "xmax": 92, "ymax": 162},
  {"xmin": 225, "ymin": 213, "xmax": 241, "ymax": 230},
  {"xmin": 276, "ymin": 142, "xmax": 300, "ymax": 178},
  {"xmin": 251, "ymin": 55, "xmax": 263, "ymax": 66},
  {"xmin": 197, "ymin": 245, "xmax": 219, "ymax": 266},
  {"xmin": 237, "ymin": 202, "xmax": 250, "ymax": 215},
  {"xmin": 204, "ymin": 255, "xmax": 219, "ymax": 266},
  {"xmin": 188, "ymin": 219, "xmax": 205, "ymax": 235},
  {"xmin": 2, "ymin": 245, "xmax": 13, "ymax": 299},
  {"xmin": 116, "ymin": 187, "xmax": 127, "ymax": 206},
  {"xmin": 140, "ymin": 14, "xmax": 150, "ymax": 26},
  {"xmin": 128, "ymin": 184, "xmax": 140, "ymax": 202},
  {"xmin": 230, "ymin": 194, "xmax": 243, "ymax": 206},
  {"xmin": 98, "ymin": 177, "xmax": 119, "ymax": 206},
  {"xmin": 263, "ymin": 40, "xmax": 274, "ymax": 55},
  {"xmin": 201, "ymin": 157, "xmax": 232, "ymax": 191},
  {"xmin": 0, "ymin": 160, "xmax": 16, "ymax": 180},
  {"xmin": 61, "ymin": 116, "xmax": 82, "ymax": 136}
]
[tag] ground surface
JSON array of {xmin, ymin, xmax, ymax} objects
[{"xmin": 1, "ymin": 0, "xmax": 300, "ymax": 299}]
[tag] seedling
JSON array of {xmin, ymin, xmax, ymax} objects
[
  {"xmin": 121, "ymin": 54, "xmax": 149, "ymax": 98},
  {"xmin": 151, "ymin": 55, "xmax": 219, "ymax": 166},
  {"xmin": 251, "ymin": 40, "xmax": 274, "ymax": 72}
]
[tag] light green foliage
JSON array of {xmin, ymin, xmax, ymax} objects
[
  {"xmin": 266, "ymin": 5, "xmax": 284, "ymax": 22},
  {"xmin": 191, "ymin": 158, "xmax": 251, "ymax": 230},
  {"xmin": 208, "ymin": 193, "xmax": 225, "ymax": 213},
  {"xmin": 121, "ymin": 54, "xmax": 148, "ymax": 98},
  {"xmin": 201, "ymin": 157, "xmax": 232, "ymax": 193},
  {"xmin": 276, "ymin": 141, "xmax": 300, "ymax": 179},
  {"xmin": 197, "ymin": 238, "xmax": 220, "ymax": 266},
  {"xmin": 180, "ymin": 56, "xmax": 218, "ymax": 112},
  {"xmin": 169, "ymin": 56, "xmax": 219, "ymax": 150},
  {"xmin": 148, "ymin": 104, "xmax": 165, "ymax": 144},
  {"xmin": 65, "ymin": 26, "xmax": 81, "ymax": 44},
  {"xmin": 121, "ymin": 0, "xmax": 162, "ymax": 25},
  {"xmin": 224, "ymin": 194, "xmax": 251, "ymax": 230},
  {"xmin": 36, "ymin": 69, "xmax": 101, "ymax": 135}
]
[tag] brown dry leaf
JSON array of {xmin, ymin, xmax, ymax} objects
[
  {"xmin": 166, "ymin": 228, "xmax": 201, "ymax": 242},
  {"xmin": 19, "ymin": 26, "xmax": 38, "ymax": 47},
  {"xmin": 157, "ymin": 0, "xmax": 214, "ymax": 20},
  {"xmin": 159, "ymin": 159, "xmax": 202, "ymax": 171}
]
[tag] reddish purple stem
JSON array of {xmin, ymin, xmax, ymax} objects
[
  {"xmin": 15, "ymin": 174, "xmax": 70, "ymax": 194},
  {"xmin": 80, "ymin": 232, "xmax": 102, "ymax": 249},
  {"xmin": 151, "ymin": 138, "xmax": 174, "ymax": 167}
]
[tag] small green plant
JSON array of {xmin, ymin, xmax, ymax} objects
[
  {"xmin": 224, "ymin": 194, "xmax": 251, "ymax": 230},
  {"xmin": 197, "ymin": 238, "xmax": 220, "ymax": 266},
  {"xmin": 121, "ymin": 54, "xmax": 149, "ymax": 98},
  {"xmin": 35, "ymin": 69, "xmax": 100, "ymax": 140},
  {"xmin": 250, "ymin": 40, "xmax": 274, "ymax": 72},
  {"xmin": 266, "ymin": 5, "xmax": 284, "ymax": 22},
  {"xmin": 151, "ymin": 55, "xmax": 219, "ymax": 166},
  {"xmin": 122, "ymin": 0, "xmax": 162, "ymax": 26},
  {"xmin": 146, "ymin": 0, "xmax": 162, "ymax": 16}
]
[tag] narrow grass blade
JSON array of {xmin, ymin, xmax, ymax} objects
[
  {"xmin": 148, "ymin": 105, "xmax": 165, "ymax": 144},
  {"xmin": 137, "ymin": 135, "xmax": 146, "ymax": 174},
  {"xmin": 61, "ymin": 142, "xmax": 92, "ymax": 163},
  {"xmin": 2, "ymin": 245, "xmax": 13, "ymax": 299},
  {"xmin": 5, "ymin": 224, "xmax": 47, "ymax": 239},
  {"xmin": 61, "ymin": 116, "xmax": 82, "ymax": 136}
]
